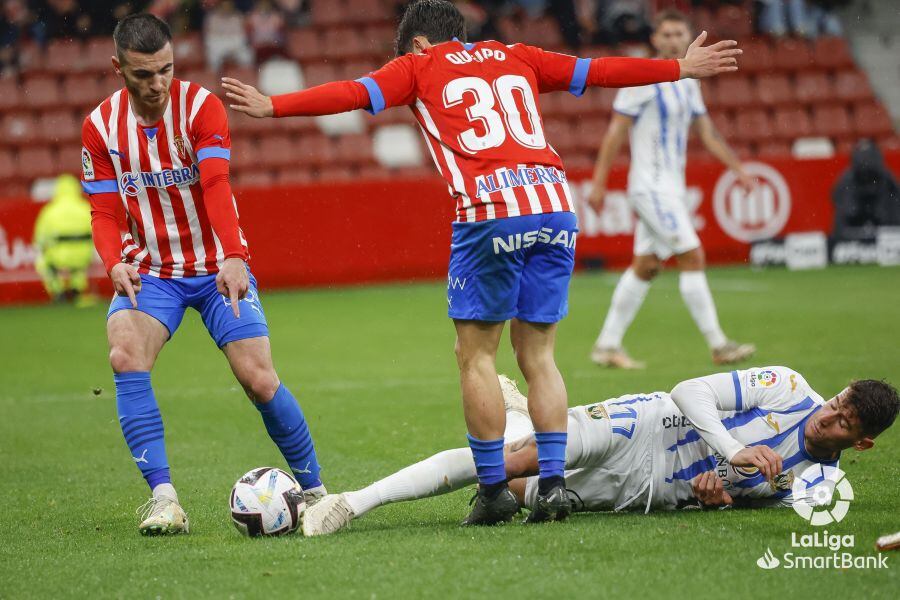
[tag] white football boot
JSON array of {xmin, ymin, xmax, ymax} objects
[
  {"xmin": 301, "ymin": 493, "xmax": 355, "ymax": 537},
  {"xmin": 498, "ymin": 374, "xmax": 529, "ymax": 417},
  {"xmin": 303, "ymin": 484, "xmax": 328, "ymax": 507},
  {"xmin": 712, "ymin": 341, "xmax": 756, "ymax": 365},
  {"xmin": 137, "ymin": 495, "xmax": 189, "ymax": 535}
]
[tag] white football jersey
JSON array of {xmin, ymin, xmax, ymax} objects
[
  {"xmin": 660, "ymin": 366, "xmax": 837, "ymax": 509},
  {"xmin": 613, "ymin": 78, "xmax": 706, "ymax": 196}
]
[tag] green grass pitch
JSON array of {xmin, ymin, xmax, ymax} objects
[{"xmin": 1, "ymin": 265, "xmax": 898, "ymax": 598}]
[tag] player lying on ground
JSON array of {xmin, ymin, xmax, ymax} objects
[
  {"xmin": 222, "ymin": 0, "xmax": 742, "ymax": 526},
  {"xmin": 301, "ymin": 367, "xmax": 898, "ymax": 535},
  {"xmin": 81, "ymin": 14, "xmax": 324, "ymax": 535},
  {"xmin": 589, "ymin": 9, "xmax": 755, "ymax": 370}
]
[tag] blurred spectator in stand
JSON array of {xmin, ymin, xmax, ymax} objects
[
  {"xmin": 148, "ymin": 0, "xmax": 206, "ymax": 34},
  {"xmin": 203, "ymin": 0, "xmax": 253, "ymax": 72},
  {"xmin": 247, "ymin": 0, "xmax": 285, "ymax": 63},
  {"xmin": 39, "ymin": 0, "xmax": 93, "ymax": 40},
  {"xmin": 82, "ymin": 1, "xmax": 140, "ymax": 35},
  {"xmin": 32, "ymin": 174, "xmax": 96, "ymax": 306},
  {"xmin": 832, "ymin": 140, "xmax": 900, "ymax": 241},
  {"xmin": 594, "ymin": 0, "xmax": 650, "ymax": 46},
  {"xmin": 274, "ymin": 0, "xmax": 308, "ymax": 27},
  {"xmin": 1, "ymin": 0, "xmax": 42, "ymax": 74},
  {"xmin": 758, "ymin": 0, "xmax": 846, "ymax": 38},
  {"xmin": 546, "ymin": 0, "xmax": 582, "ymax": 50}
]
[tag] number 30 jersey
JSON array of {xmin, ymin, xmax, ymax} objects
[{"xmin": 358, "ymin": 39, "xmax": 584, "ymax": 222}]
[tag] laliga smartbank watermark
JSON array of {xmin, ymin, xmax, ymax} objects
[{"xmin": 755, "ymin": 464, "xmax": 889, "ymax": 570}]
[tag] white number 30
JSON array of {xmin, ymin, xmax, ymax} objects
[{"xmin": 442, "ymin": 75, "xmax": 546, "ymax": 154}]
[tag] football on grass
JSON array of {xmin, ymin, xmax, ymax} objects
[{"xmin": 230, "ymin": 467, "xmax": 305, "ymax": 537}]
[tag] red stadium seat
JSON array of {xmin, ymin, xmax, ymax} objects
[
  {"xmin": 575, "ymin": 117, "xmax": 608, "ymax": 151},
  {"xmin": 16, "ymin": 147, "xmax": 57, "ymax": 179},
  {"xmin": 172, "ymin": 33, "xmax": 205, "ymax": 72},
  {"xmin": 276, "ymin": 165, "xmax": 316, "ymax": 185},
  {"xmin": 323, "ymin": 28, "xmax": 369, "ymax": 60},
  {"xmin": 56, "ymin": 143, "xmax": 83, "ymax": 174},
  {"xmin": 38, "ymin": 110, "xmax": 80, "ymax": 144},
  {"xmin": 852, "ymin": 103, "xmax": 895, "ymax": 138},
  {"xmin": 318, "ymin": 165, "xmax": 355, "ymax": 182},
  {"xmin": 812, "ymin": 105, "xmax": 852, "ymax": 139},
  {"xmin": 83, "ymin": 38, "xmax": 114, "ymax": 74},
  {"xmin": 543, "ymin": 119, "xmax": 577, "ymax": 153},
  {"xmin": 234, "ymin": 170, "xmax": 275, "ymax": 188},
  {"xmin": 362, "ymin": 24, "xmax": 395, "ymax": 61},
  {"xmin": 736, "ymin": 39, "xmax": 774, "ymax": 74},
  {"xmin": 715, "ymin": 76, "xmax": 757, "ymax": 109},
  {"xmin": 834, "ymin": 70, "xmax": 875, "ymax": 103},
  {"xmin": 334, "ymin": 133, "xmax": 375, "ymax": 165},
  {"xmin": 311, "ymin": 0, "xmax": 345, "ymax": 26},
  {"xmin": 180, "ymin": 69, "xmax": 220, "ymax": 94},
  {"xmin": 756, "ymin": 140, "xmax": 793, "ymax": 157},
  {"xmin": 0, "ymin": 149, "xmax": 15, "ymax": 179},
  {"xmin": 286, "ymin": 29, "xmax": 324, "ymax": 63},
  {"xmin": 813, "ymin": 36, "xmax": 855, "ymax": 70},
  {"xmin": 258, "ymin": 135, "xmax": 298, "ymax": 168},
  {"xmin": 230, "ymin": 137, "xmax": 260, "ymax": 171},
  {"xmin": 0, "ymin": 79, "xmax": 23, "ymax": 111},
  {"xmin": 295, "ymin": 134, "xmax": 338, "ymax": 168},
  {"xmin": 22, "ymin": 76, "xmax": 63, "ymax": 109},
  {"xmin": 773, "ymin": 38, "xmax": 814, "ymax": 72},
  {"xmin": 344, "ymin": 0, "xmax": 385, "ymax": 25},
  {"xmin": 1, "ymin": 113, "xmax": 39, "ymax": 146},
  {"xmin": 755, "ymin": 73, "xmax": 794, "ymax": 106},
  {"xmin": 303, "ymin": 64, "xmax": 339, "ymax": 88},
  {"xmin": 710, "ymin": 111, "xmax": 735, "ymax": 139},
  {"xmin": 45, "ymin": 40, "xmax": 83, "ymax": 74},
  {"xmin": 61, "ymin": 74, "xmax": 104, "ymax": 111},
  {"xmin": 99, "ymin": 73, "xmax": 124, "ymax": 96},
  {"xmin": 734, "ymin": 109, "xmax": 773, "ymax": 142},
  {"xmin": 714, "ymin": 5, "xmax": 754, "ymax": 40},
  {"xmin": 773, "ymin": 107, "xmax": 813, "ymax": 140},
  {"xmin": 794, "ymin": 72, "xmax": 834, "ymax": 105},
  {"xmin": 343, "ymin": 59, "xmax": 381, "ymax": 80}
]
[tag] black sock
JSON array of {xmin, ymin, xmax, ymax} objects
[
  {"xmin": 537, "ymin": 475, "xmax": 565, "ymax": 495},
  {"xmin": 480, "ymin": 481, "xmax": 508, "ymax": 500}
]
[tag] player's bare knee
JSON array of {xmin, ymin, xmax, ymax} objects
[
  {"xmin": 108, "ymin": 345, "xmax": 145, "ymax": 373},
  {"xmin": 241, "ymin": 367, "xmax": 280, "ymax": 403},
  {"xmin": 633, "ymin": 258, "xmax": 660, "ymax": 281},
  {"xmin": 677, "ymin": 248, "xmax": 705, "ymax": 271}
]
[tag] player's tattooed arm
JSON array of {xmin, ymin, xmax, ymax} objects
[{"xmin": 677, "ymin": 31, "xmax": 742, "ymax": 79}]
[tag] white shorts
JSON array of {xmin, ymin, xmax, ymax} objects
[
  {"xmin": 523, "ymin": 393, "xmax": 668, "ymax": 513},
  {"xmin": 630, "ymin": 192, "xmax": 701, "ymax": 260}
]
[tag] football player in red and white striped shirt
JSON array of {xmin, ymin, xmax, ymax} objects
[
  {"xmin": 82, "ymin": 14, "xmax": 324, "ymax": 535},
  {"xmin": 223, "ymin": 0, "xmax": 740, "ymax": 525}
]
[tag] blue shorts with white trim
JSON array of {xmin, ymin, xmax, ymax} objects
[
  {"xmin": 447, "ymin": 212, "xmax": 577, "ymax": 324},
  {"xmin": 107, "ymin": 268, "xmax": 269, "ymax": 347}
]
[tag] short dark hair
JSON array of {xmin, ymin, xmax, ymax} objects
[
  {"xmin": 395, "ymin": 0, "xmax": 466, "ymax": 56},
  {"xmin": 846, "ymin": 379, "xmax": 900, "ymax": 437},
  {"xmin": 653, "ymin": 8, "xmax": 691, "ymax": 32},
  {"xmin": 113, "ymin": 13, "xmax": 172, "ymax": 61}
]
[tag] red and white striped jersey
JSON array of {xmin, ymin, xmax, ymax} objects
[
  {"xmin": 358, "ymin": 39, "xmax": 586, "ymax": 222},
  {"xmin": 81, "ymin": 78, "xmax": 247, "ymax": 278}
]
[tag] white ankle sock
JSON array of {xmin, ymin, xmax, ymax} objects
[
  {"xmin": 344, "ymin": 448, "xmax": 477, "ymax": 517},
  {"xmin": 679, "ymin": 271, "xmax": 727, "ymax": 349},
  {"xmin": 152, "ymin": 483, "xmax": 177, "ymax": 501},
  {"xmin": 596, "ymin": 268, "xmax": 651, "ymax": 349},
  {"xmin": 504, "ymin": 410, "xmax": 534, "ymax": 442}
]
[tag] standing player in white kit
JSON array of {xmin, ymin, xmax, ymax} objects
[{"xmin": 588, "ymin": 9, "xmax": 756, "ymax": 369}]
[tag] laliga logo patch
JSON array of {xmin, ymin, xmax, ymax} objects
[
  {"xmin": 81, "ymin": 147, "xmax": 94, "ymax": 180},
  {"xmin": 792, "ymin": 464, "xmax": 853, "ymax": 526},
  {"xmin": 757, "ymin": 370, "xmax": 779, "ymax": 388}
]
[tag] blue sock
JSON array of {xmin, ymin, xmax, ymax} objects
[
  {"xmin": 535, "ymin": 431, "xmax": 567, "ymax": 480},
  {"xmin": 256, "ymin": 384, "xmax": 322, "ymax": 489},
  {"xmin": 115, "ymin": 371, "xmax": 171, "ymax": 490},
  {"xmin": 466, "ymin": 434, "xmax": 506, "ymax": 486}
]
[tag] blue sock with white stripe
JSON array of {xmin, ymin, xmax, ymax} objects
[
  {"xmin": 467, "ymin": 434, "xmax": 506, "ymax": 487},
  {"xmin": 115, "ymin": 371, "xmax": 171, "ymax": 490},
  {"xmin": 535, "ymin": 431, "xmax": 567, "ymax": 486},
  {"xmin": 256, "ymin": 384, "xmax": 322, "ymax": 489}
]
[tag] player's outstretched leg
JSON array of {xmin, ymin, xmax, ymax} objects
[
  {"xmin": 675, "ymin": 249, "xmax": 755, "ymax": 365},
  {"xmin": 223, "ymin": 337, "xmax": 325, "ymax": 503},
  {"xmin": 511, "ymin": 320, "xmax": 570, "ymax": 524},
  {"xmin": 455, "ymin": 320, "xmax": 519, "ymax": 526},
  {"xmin": 108, "ymin": 311, "xmax": 188, "ymax": 536},
  {"xmin": 591, "ymin": 266, "xmax": 652, "ymax": 370}
]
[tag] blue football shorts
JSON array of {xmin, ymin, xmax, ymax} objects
[
  {"xmin": 107, "ymin": 268, "xmax": 269, "ymax": 347},
  {"xmin": 447, "ymin": 211, "xmax": 578, "ymax": 323}
]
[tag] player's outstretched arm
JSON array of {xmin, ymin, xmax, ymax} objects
[
  {"xmin": 678, "ymin": 31, "xmax": 741, "ymax": 79},
  {"xmin": 222, "ymin": 77, "xmax": 372, "ymax": 119}
]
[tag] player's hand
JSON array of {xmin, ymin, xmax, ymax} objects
[
  {"xmin": 221, "ymin": 78, "xmax": 274, "ymax": 118},
  {"xmin": 730, "ymin": 446, "xmax": 783, "ymax": 482},
  {"xmin": 692, "ymin": 471, "xmax": 734, "ymax": 507},
  {"xmin": 588, "ymin": 182, "xmax": 606, "ymax": 213},
  {"xmin": 678, "ymin": 31, "xmax": 741, "ymax": 79},
  {"xmin": 109, "ymin": 263, "xmax": 142, "ymax": 309},
  {"xmin": 217, "ymin": 257, "xmax": 249, "ymax": 318}
]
